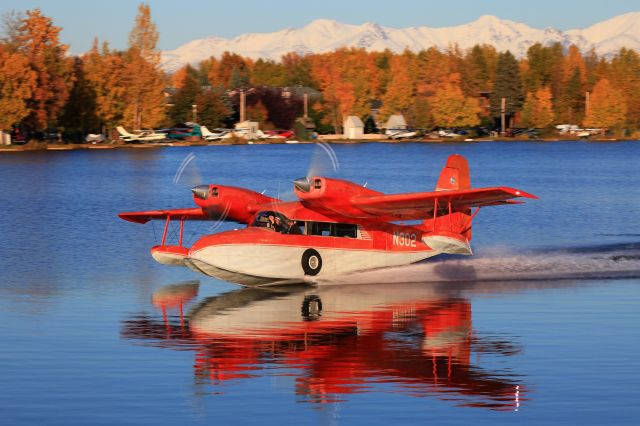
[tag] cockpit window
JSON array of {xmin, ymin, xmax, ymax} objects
[{"xmin": 252, "ymin": 211, "xmax": 302, "ymax": 234}]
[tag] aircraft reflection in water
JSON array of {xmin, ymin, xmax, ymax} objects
[{"xmin": 122, "ymin": 281, "xmax": 528, "ymax": 410}]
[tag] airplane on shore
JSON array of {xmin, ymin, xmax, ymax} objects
[{"xmin": 119, "ymin": 154, "xmax": 536, "ymax": 286}]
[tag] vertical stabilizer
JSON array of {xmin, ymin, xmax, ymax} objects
[{"xmin": 436, "ymin": 154, "xmax": 470, "ymax": 191}]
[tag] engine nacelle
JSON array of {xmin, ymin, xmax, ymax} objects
[
  {"xmin": 293, "ymin": 177, "xmax": 382, "ymax": 218},
  {"xmin": 192, "ymin": 184, "xmax": 277, "ymax": 224}
]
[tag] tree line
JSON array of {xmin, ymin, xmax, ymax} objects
[{"xmin": 1, "ymin": 4, "xmax": 639, "ymax": 140}]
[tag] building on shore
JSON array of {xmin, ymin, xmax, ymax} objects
[{"xmin": 343, "ymin": 116, "xmax": 364, "ymax": 139}]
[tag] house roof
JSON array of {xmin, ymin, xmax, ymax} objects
[{"xmin": 344, "ymin": 116, "xmax": 364, "ymax": 127}]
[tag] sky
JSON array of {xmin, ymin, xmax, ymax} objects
[{"xmin": 2, "ymin": 0, "xmax": 640, "ymax": 54}]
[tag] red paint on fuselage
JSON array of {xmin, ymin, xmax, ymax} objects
[{"xmin": 189, "ymin": 200, "xmax": 435, "ymax": 255}]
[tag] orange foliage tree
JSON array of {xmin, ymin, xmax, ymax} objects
[
  {"xmin": 521, "ymin": 87, "xmax": 554, "ymax": 128},
  {"xmin": 122, "ymin": 3, "xmax": 166, "ymax": 129},
  {"xmin": 379, "ymin": 51, "xmax": 416, "ymax": 122},
  {"xmin": 82, "ymin": 40, "xmax": 127, "ymax": 131},
  {"xmin": 583, "ymin": 78, "xmax": 627, "ymax": 129},
  {"xmin": 0, "ymin": 44, "xmax": 36, "ymax": 130},
  {"xmin": 15, "ymin": 9, "xmax": 72, "ymax": 130},
  {"xmin": 428, "ymin": 74, "xmax": 480, "ymax": 128}
]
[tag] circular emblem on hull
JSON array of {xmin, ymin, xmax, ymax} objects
[{"xmin": 301, "ymin": 249, "xmax": 322, "ymax": 276}]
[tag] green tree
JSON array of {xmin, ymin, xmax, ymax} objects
[
  {"xmin": 168, "ymin": 65, "xmax": 201, "ymax": 123},
  {"xmin": 490, "ymin": 51, "xmax": 524, "ymax": 127},
  {"xmin": 59, "ymin": 57, "xmax": 100, "ymax": 134},
  {"xmin": 195, "ymin": 88, "xmax": 232, "ymax": 128}
]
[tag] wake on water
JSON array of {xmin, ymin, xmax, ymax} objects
[{"xmin": 325, "ymin": 242, "xmax": 640, "ymax": 285}]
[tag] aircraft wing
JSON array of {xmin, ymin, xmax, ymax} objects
[
  {"xmin": 118, "ymin": 208, "xmax": 210, "ymax": 224},
  {"xmin": 351, "ymin": 187, "xmax": 537, "ymax": 219}
]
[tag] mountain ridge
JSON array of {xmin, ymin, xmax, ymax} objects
[{"xmin": 161, "ymin": 13, "xmax": 640, "ymax": 72}]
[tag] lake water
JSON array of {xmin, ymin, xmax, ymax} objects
[{"xmin": 1, "ymin": 141, "xmax": 639, "ymax": 425}]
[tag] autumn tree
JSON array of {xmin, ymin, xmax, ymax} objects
[
  {"xmin": 83, "ymin": 40, "xmax": 127, "ymax": 132},
  {"xmin": 208, "ymin": 52, "xmax": 251, "ymax": 89},
  {"xmin": 608, "ymin": 48, "xmax": 640, "ymax": 128},
  {"xmin": 0, "ymin": 43, "xmax": 36, "ymax": 130},
  {"xmin": 490, "ymin": 51, "xmax": 524, "ymax": 128},
  {"xmin": 583, "ymin": 78, "xmax": 627, "ymax": 129},
  {"xmin": 379, "ymin": 51, "xmax": 416, "ymax": 121},
  {"xmin": 521, "ymin": 87, "xmax": 554, "ymax": 128},
  {"xmin": 308, "ymin": 50, "xmax": 361, "ymax": 132},
  {"xmin": 415, "ymin": 47, "xmax": 450, "ymax": 96},
  {"xmin": 15, "ymin": 9, "xmax": 72, "ymax": 130},
  {"xmin": 429, "ymin": 74, "xmax": 480, "ymax": 128},
  {"xmin": 123, "ymin": 3, "xmax": 166, "ymax": 129}
]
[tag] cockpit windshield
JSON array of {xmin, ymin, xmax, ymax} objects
[{"xmin": 251, "ymin": 211, "xmax": 302, "ymax": 234}]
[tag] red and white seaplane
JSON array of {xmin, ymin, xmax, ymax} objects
[{"xmin": 119, "ymin": 154, "xmax": 536, "ymax": 286}]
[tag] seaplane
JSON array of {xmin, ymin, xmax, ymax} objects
[{"xmin": 119, "ymin": 154, "xmax": 536, "ymax": 286}]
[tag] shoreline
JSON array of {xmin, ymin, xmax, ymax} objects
[{"xmin": 0, "ymin": 137, "xmax": 633, "ymax": 152}]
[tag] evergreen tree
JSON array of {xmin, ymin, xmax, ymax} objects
[
  {"xmin": 559, "ymin": 68, "xmax": 584, "ymax": 123},
  {"xmin": 228, "ymin": 67, "xmax": 249, "ymax": 89},
  {"xmin": 168, "ymin": 65, "xmax": 201, "ymax": 123},
  {"xmin": 59, "ymin": 57, "xmax": 99, "ymax": 135},
  {"xmin": 195, "ymin": 88, "xmax": 232, "ymax": 128},
  {"xmin": 363, "ymin": 116, "xmax": 378, "ymax": 133},
  {"xmin": 490, "ymin": 51, "xmax": 524, "ymax": 127}
]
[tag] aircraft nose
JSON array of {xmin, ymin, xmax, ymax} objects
[
  {"xmin": 192, "ymin": 185, "xmax": 209, "ymax": 199},
  {"xmin": 293, "ymin": 177, "xmax": 311, "ymax": 192}
]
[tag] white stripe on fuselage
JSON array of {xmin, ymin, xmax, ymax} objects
[{"xmin": 188, "ymin": 243, "xmax": 438, "ymax": 281}]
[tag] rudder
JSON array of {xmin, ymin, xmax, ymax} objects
[{"xmin": 436, "ymin": 154, "xmax": 470, "ymax": 191}]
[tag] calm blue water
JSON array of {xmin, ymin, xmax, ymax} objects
[{"xmin": 1, "ymin": 141, "xmax": 639, "ymax": 425}]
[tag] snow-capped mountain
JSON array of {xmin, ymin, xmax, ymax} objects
[{"xmin": 161, "ymin": 13, "xmax": 640, "ymax": 72}]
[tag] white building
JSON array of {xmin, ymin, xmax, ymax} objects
[
  {"xmin": 343, "ymin": 116, "xmax": 364, "ymax": 139},
  {"xmin": 384, "ymin": 114, "xmax": 407, "ymax": 131}
]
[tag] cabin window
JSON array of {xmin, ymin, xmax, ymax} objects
[
  {"xmin": 332, "ymin": 223, "xmax": 358, "ymax": 238},
  {"xmin": 313, "ymin": 178, "xmax": 322, "ymax": 189},
  {"xmin": 211, "ymin": 187, "xmax": 218, "ymax": 197},
  {"xmin": 307, "ymin": 221, "xmax": 332, "ymax": 236},
  {"xmin": 305, "ymin": 221, "xmax": 358, "ymax": 238}
]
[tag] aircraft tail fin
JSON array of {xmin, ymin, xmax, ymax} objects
[{"xmin": 436, "ymin": 154, "xmax": 470, "ymax": 191}]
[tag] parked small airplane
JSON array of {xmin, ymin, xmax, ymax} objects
[
  {"xmin": 386, "ymin": 128, "xmax": 418, "ymax": 139},
  {"xmin": 119, "ymin": 154, "xmax": 536, "ymax": 286},
  {"xmin": 116, "ymin": 126, "xmax": 166, "ymax": 142}
]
